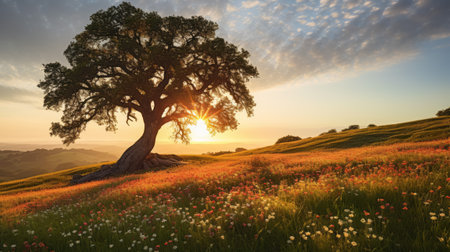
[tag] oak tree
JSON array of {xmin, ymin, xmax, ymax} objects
[{"xmin": 38, "ymin": 2, "xmax": 258, "ymax": 183}]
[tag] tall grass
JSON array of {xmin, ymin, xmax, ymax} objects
[{"xmin": 0, "ymin": 140, "xmax": 448, "ymax": 251}]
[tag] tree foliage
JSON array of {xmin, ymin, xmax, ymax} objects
[{"xmin": 38, "ymin": 2, "xmax": 258, "ymax": 145}]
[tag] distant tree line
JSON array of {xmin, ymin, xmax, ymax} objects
[{"xmin": 205, "ymin": 147, "xmax": 247, "ymax": 156}]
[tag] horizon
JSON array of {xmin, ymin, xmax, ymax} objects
[{"xmin": 1, "ymin": 0, "xmax": 449, "ymax": 155}]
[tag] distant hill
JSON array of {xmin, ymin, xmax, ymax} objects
[
  {"xmin": 228, "ymin": 116, "xmax": 450, "ymax": 155},
  {"xmin": 0, "ymin": 148, "xmax": 117, "ymax": 182}
]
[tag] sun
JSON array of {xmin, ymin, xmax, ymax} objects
[{"xmin": 189, "ymin": 119, "xmax": 213, "ymax": 142}]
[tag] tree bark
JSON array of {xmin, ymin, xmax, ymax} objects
[
  {"xmin": 112, "ymin": 121, "xmax": 158, "ymax": 175},
  {"xmin": 71, "ymin": 118, "xmax": 159, "ymax": 184}
]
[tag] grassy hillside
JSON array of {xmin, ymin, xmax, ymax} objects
[
  {"xmin": 0, "ymin": 155, "xmax": 218, "ymax": 195},
  {"xmin": 230, "ymin": 116, "xmax": 450, "ymax": 155},
  {"xmin": 0, "ymin": 140, "xmax": 448, "ymax": 251},
  {"xmin": 0, "ymin": 148, "xmax": 117, "ymax": 182}
]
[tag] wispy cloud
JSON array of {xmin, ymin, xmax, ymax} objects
[
  {"xmin": 0, "ymin": 84, "xmax": 40, "ymax": 104},
  {"xmin": 0, "ymin": 0, "xmax": 449, "ymax": 104}
]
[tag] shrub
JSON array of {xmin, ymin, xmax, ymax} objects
[
  {"xmin": 319, "ymin": 129, "xmax": 337, "ymax": 136},
  {"xmin": 235, "ymin": 147, "xmax": 247, "ymax": 152},
  {"xmin": 367, "ymin": 124, "xmax": 376, "ymax": 128},
  {"xmin": 436, "ymin": 107, "xmax": 450, "ymax": 117},
  {"xmin": 342, "ymin": 125, "xmax": 360, "ymax": 132},
  {"xmin": 275, "ymin": 135, "xmax": 301, "ymax": 144}
]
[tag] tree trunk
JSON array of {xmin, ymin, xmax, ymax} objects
[
  {"xmin": 112, "ymin": 121, "xmax": 158, "ymax": 175},
  {"xmin": 71, "ymin": 119, "xmax": 158, "ymax": 184}
]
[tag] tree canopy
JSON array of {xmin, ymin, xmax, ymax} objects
[{"xmin": 38, "ymin": 2, "xmax": 258, "ymax": 146}]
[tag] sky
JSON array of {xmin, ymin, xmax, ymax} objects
[{"xmin": 0, "ymin": 0, "xmax": 449, "ymax": 154}]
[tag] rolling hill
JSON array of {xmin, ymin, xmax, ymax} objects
[
  {"xmin": 0, "ymin": 116, "xmax": 448, "ymax": 193},
  {"xmin": 0, "ymin": 139, "xmax": 448, "ymax": 251},
  {"xmin": 0, "ymin": 148, "xmax": 117, "ymax": 182},
  {"xmin": 228, "ymin": 116, "xmax": 450, "ymax": 155}
]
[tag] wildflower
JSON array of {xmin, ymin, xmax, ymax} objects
[
  {"xmin": 351, "ymin": 241, "xmax": 357, "ymax": 246},
  {"xmin": 379, "ymin": 236, "xmax": 384, "ymax": 241},
  {"xmin": 289, "ymin": 236, "xmax": 295, "ymax": 241},
  {"xmin": 336, "ymin": 234, "xmax": 341, "ymax": 239},
  {"xmin": 109, "ymin": 244, "xmax": 114, "ymax": 248},
  {"xmin": 430, "ymin": 216, "xmax": 437, "ymax": 220},
  {"xmin": 360, "ymin": 218, "xmax": 366, "ymax": 223}
]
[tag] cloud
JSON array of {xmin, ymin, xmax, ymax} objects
[
  {"xmin": 0, "ymin": 84, "xmax": 40, "ymax": 104},
  {"xmin": 224, "ymin": 0, "xmax": 450, "ymax": 89},
  {"xmin": 0, "ymin": 0, "xmax": 449, "ymax": 101},
  {"xmin": 242, "ymin": 1, "xmax": 260, "ymax": 9}
]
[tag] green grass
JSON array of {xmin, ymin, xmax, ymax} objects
[
  {"xmin": 228, "ymin": 116, "xmax": 450, "ymax": 156},
  {"xmin": 0, "ymin": 155, "xmax": 218, "ymax": 195},
  {"xmin": 0, "ymin": 162, "xmax": 111, "ymax": 195},
  {"xmin": 0, "ymin": 141, "xmax": 448, "ymax": 251}
]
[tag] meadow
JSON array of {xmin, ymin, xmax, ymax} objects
[{"xmin": 0, "ymin": 139, "xmax": 448, "ymax": 251}]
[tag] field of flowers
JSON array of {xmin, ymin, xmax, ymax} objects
[{"xmin": 0, "ymin": 139, "xmax": 449, "ymax": 251}]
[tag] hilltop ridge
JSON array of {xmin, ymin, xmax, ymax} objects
[{"xmin": 227, "ymin": 116, "xmax": 450, "ymax": 156}]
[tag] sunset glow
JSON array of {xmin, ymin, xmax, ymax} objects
[{"xmin": 189, "ymin": 119, "xmax": 213, "ymax": 142}]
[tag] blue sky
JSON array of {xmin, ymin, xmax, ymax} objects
[{"xmin": 0, "ymin": 0, "xmax": 449, "ymax": 153}]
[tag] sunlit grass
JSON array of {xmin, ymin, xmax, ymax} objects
[{"xmin": 0, "ymin": 140, "xmax": 448, "ymax": 251}]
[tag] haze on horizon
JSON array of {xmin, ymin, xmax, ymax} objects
[{"xmin": 0, "ymin": 0, "xmax": 449, "ymax": 154}]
